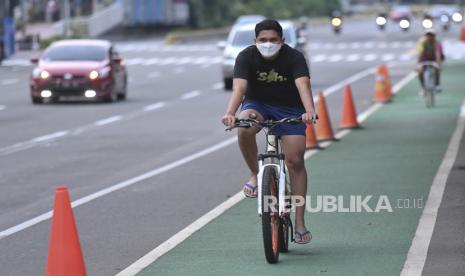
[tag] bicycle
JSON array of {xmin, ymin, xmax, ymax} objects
[
  {"xmin": 227, "ymin": 115, "xmax": 314, "ymax": 264},
  {"xmin": 421, "ymin": 61, "xmax": 437, "ymax": 108}
]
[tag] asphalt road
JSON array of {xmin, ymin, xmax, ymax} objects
[{"xmin": 0, "ymin": 18, "xmax": 463, "ymax": 275}]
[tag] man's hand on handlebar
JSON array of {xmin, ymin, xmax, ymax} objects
[
  {"xmin": 221, "ymin": 113, "xmax": 236, "ymax": 128},
  {"xmin": 302, "ymin": 111, "xmax": 318, "ymax": 124}
]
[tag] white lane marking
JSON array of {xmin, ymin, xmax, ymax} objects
[
  {"xmin": 31, "ymin": 131, "xmax": 69, "ymax": 143},
  {"xmin": 193, "ymin": 56, "xmax": 209, "ymax": 65},
  {"xmin": 0, "ymin": 59, "xmax": 31, "ymax": 66},
  {"xmin": 142, "ymin": 58, "xmax": 161, "ymax": 66},
  {"xmin": 401, "ymin": 98, "xmax": 465, "ymax": 276},
  {"xmin": 0, "ymin": 137, "xmax": 238, "ymax": 240},
  {"xmin": 363, "ymin": 42, "xmax": 375, "ymax": 49},
  {"xmin": 94, "ymin": 116, "xmax": 122, "ymax": 126},
  {"xmin": 363, "ymin": 54, "xmax": 378, "ymax": 62},
  {"xmin": 0, "ymin": 105, "xmax": 5, "ymax": 111},
  {"xmin": 336, "ymin": 43, "xmax": 348, "ymax": 49},
  {"xmin": 147, "ymin": 72, "xmax": 161, "ymax": 79},
  {"xmin": 119, "ymin": 69, "xmax": 419, "ymax": 275},
  {"xmin": 125, "ymin": 58, "xmax": 144, "ymax": 66},
  {"xmin": 175, "ymin": 57, "xmax": 194, "ymax": 65},
  {"xmin": 378, "ymin": 42, "xmax": 388, "ymax": 49},
  {"xmin": 115, "ymin": 191, "xmax": 245, "ymax": 276},
  {"xmin": 461, "ymin": 103, "xmax": 465, "ymax": 118},
  {"xmin": 208, "ymin": 56, "xmax": 222, "ymax": 64},
  {"xmin": 1, "ymin": 79, "xmax": 19, "ymax": 85},
  {"xmin": 391, "ymin": 41, "xmax": 402, "ymax": 48},
  {"xmin": 311, "ymin": 54, "xmax": 327, "ymax": 63},
  {"xmin": 322, "ymin": 43, "xmax": 334, "ymax": 50},
  {"xmin": 346, "ymin": 54, "xmax": 360, "ymax": 62},
  {"xmin": 159, "ymin": 57, "xmax": 177, "ymax": 65},
  {"xmin": 143, "ymin": 102, "xmax": 165, "ymax": 112},
  {"xmin": 328, "ymin": 54, "xmax": 343, "ymax": 62},
  {"xmin": 350, "ymin": 42, "xmax": 361, "ymax": 49},
  {"xmin": 400, "ymin": 53, "xmax": 413, "ymax": 61},
  {"xmin": 211, "ymin": 82, "xmax": 223, "ymax": 90},
  {"xmin": 382, "ymin": 53, "xmax": 395, "ymax": 62},
  {"xmin": 181, "ymin": 90, "xmax": 201, "ymax": 100}
]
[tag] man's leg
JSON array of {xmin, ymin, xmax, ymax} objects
[
  {"xmin": 281, "ymin": 135, "xmax": 311, "ymax": 243},
  {"xmin": 237, "ymin": 109, "xmax": 263, "ymax": 196}
]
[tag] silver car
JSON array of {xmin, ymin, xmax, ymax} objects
[{"xmin": 218, "ymin": 21, "xmax": 301, "ymax": 90}]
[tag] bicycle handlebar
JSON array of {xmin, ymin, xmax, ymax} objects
[{"xmin": 225, "ymin": 116, "xmax": 315, "ymax": 131}]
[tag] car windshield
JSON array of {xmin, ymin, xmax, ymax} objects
[
  {"xmin": 231, "ymin": 28, "xmax": 294, "ymax": 47},
  {"xmin": 42, "ymin": 45, "xmax": 107, "ymax": 61}
]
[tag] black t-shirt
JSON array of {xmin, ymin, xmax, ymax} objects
[{"xmin": 233, "ymin": 44, "xmax": 310, "ymax": 108}]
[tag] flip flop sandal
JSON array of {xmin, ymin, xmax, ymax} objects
[
  {"xmin": 243, "ymin": 183, "xmax": 258, "ymax": 198},
  {"xmin": 294, "ymin": 230, "xmax": 312, "ymax": 244}
]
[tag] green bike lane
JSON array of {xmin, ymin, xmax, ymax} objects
[{"xmin": 138, "ymin": 63, "xmax": 465, "ymax": 276}]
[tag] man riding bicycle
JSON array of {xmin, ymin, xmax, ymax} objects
[
  {"xmin": 221, "ymin": 19, "xmax": 317, "ymax": 244},
  {"xmin": 417, "ymin": 29, "xmax": 444, "ymax": 92}
]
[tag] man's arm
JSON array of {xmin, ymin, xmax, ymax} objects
[
  {"xmin": 222, "ymin": 78, "xmax": 247, "ymax": 127},
  {"xmin": 295, "ymin": 76, "xmax": 317, "ymax": 122}
]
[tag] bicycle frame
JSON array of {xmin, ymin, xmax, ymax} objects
[{"xmin": 257, "ymin": 132, "xmax": 288, "ymax": 217}]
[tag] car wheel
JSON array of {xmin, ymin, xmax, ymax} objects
[
  {"xmin": 224, "ymin": 78, "xmax": 233, "ymax": 90},
  {"xmin": 31, "ymin": 97, "xmax": 43, "ymax": 104},
  {"xmin": 104, "ymin": 92, "xmax": 118, "ymax": 102}
]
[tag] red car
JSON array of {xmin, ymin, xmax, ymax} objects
[{"xmin": 30, "ymin": 39, "xmax": 127, "ymax": 104}]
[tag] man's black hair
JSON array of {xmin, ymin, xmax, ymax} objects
[{"xmin": 255, "ymin": 19, "xmax": 283, "ymax": 38}]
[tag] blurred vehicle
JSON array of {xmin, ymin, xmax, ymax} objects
[
  {"xmin": 30, "ymin": 40, "xmax": 127, "ymax": 104},
  {"xmin": 218, "ymin": 21, "xmax": 299, "ymax": 90},
  {"xmin": 233, "ymin": 15, "xmax": 266, "ymax": 26},
  {"xmin": 121, "ymin": 0, "xmax": 189, "ymax": 27},
  {"xmin": 330, "ymin": 16, "xmax": 343, "ymax": 34},
  {"xmin": 399, "ymin": 17, "xmax": 411, "ymax": 32},
  {"xmin": 330, "ymin": 10, "xmax": 343, "ymax": 34},
  {"xmin": 439, "ymin": 14, "xmax": 450, "ymax": 31},
  {"xmin": 422, "ymin": 14, "xmax": 434, "ymax": 30},
  {"xmin": 389, "ymin": 5, "xmax": 413, "ymax": 21},
  {"xmin": 429, "ymin": 4, "xmax": 460, "ymax": 19},
  {"xmin": 376, "ymin": 13, "xmax": 388, "ymax": 30}
]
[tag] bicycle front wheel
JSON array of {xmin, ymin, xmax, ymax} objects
[{"xmin": 261, "ymin": 166, "xmax": 280, "ymax": 264}]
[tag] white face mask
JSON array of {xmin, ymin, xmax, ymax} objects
[{"xmin": 256, "ymin": 42, "xmax": 282, "ymax": 58}]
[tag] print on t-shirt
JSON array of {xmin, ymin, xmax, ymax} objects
[{"xmin": 257, "ymin": 69, "xmax": 288, "ymax": 83}]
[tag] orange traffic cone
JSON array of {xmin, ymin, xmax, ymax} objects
[
  {"xmin": 373, "ymin": 65, "xmax": 391, "ymax": 103},
  {"xmin": 460, "ymin": 27, "xmax": 465, "ymax": 42},
  {"xmin": 340, "ymin": 84, "xmax": 360, "ymax": 129},
  {"xmin": 316, "ymin": 92, "xmax": 336, "ymax": 141},
  {"xmin": 379, "ymin": 64, "xmax": 393, "ymax": 98},
  {"xmin": 305, "ymin": 123, "xmax": 321, "ymax": 150},
  {"xmin": 46, "ymin": 186, "xmax": 87, "ymax": 276}
]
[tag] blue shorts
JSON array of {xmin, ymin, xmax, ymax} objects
[{"xmin": 240, "ymin": 101, "xmax": 306, "ymax": 136}]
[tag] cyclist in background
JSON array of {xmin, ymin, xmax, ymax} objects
[{"xmin": 417, "ymin": 30, "xmax": 444, "ymax": 92}]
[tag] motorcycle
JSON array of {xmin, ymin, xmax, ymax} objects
[
  {"xmin": 331, "ymin": 16, "xmax": 343, "ymax": 34},
  {"xmin": 440, "ymin": 14, "xmax": 450, "ymax": 31},
  {"xmin": 376, "ymin": 13, "xmax": 387, "ymax": 30},
  {"xmin": 422, "ymin": 14, "xmax": 434, "ymax": 30},
  {"xmin": 399, "ymin": 17, "xmax": 411, "ymax": 32}
]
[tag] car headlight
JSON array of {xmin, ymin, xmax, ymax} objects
[
  {"xmin": 32, "ymin": 68, "xmax": 50, "ymax": 79},
  {"xmin": 89, "ymin": 66, "xmax": 111, "ymax": 80}
]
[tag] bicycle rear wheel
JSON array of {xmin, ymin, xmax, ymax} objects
[{"xmin": 261, "ymin": 166, "xmax": 280, "ymax": 264}]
